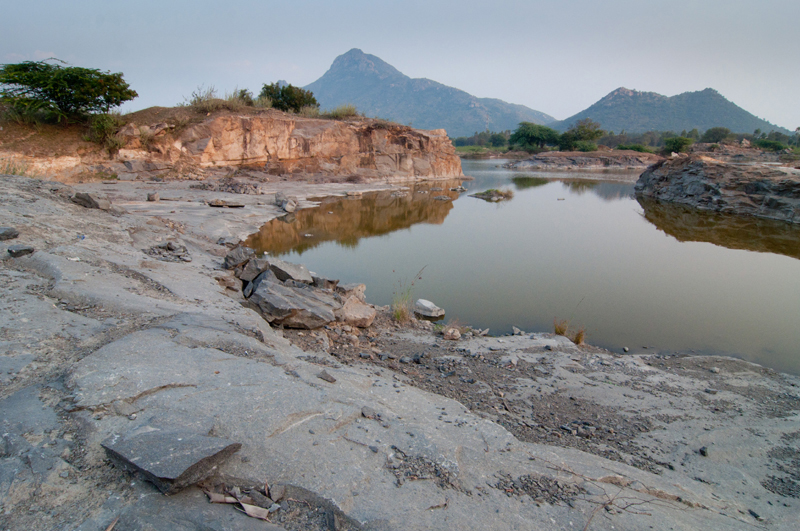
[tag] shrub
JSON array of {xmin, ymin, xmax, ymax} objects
[
  {"xmin": 754, "ymin": 139, "xmax": 788, "ymax": 152},
  {"xmin": 85, "ymin": 112, "xmax": 125, "ymax": 154},
  {"xmin": 253, "ymin": 94, "xmax": 272, "ymax": 108},
  {"xmin": 0, "ymin": 59, "xmax": 137, "ymax": 122},
  {"xmin": 391, "ymin": 267, "xmax": 426, "ymax": 323},
  {"xmin": 259, "ymin": 83, "xmax": 318, "ymax": 113},
  {"xmin": 297, "ymin": 105, "xmax": 320, "ymax": 118},
  {"xmin": 574, "ymin": 141, "xmax": 598, "ymax": 152},
  {"xmin": 664, "ymin": 136, "xmax": 693, "ymax": 153},
  {"xmin": 322, "ymin": 104, "xmax": 359, "ymax": 120},
  {"xmin": 700, "ymin": 127, "xmax": 731, "ymax": 143},
  {"xmin": 615, "ymin": 144, "xmax": 653, "ymax": 153},
  {"xmin": 0, "ymin": 157, "xmax": 35, "ymax": 177}
]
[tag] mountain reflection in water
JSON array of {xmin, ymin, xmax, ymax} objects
[
  {"xmin": 245, "ymin": 180, "xmax": 462, "ymax": 255},
  {"xmin": 638, "ymin": 197, "xmax": 800, "ymax": 260}
]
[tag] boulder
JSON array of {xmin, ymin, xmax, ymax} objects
[
  {"xmin": 414, "ymin": 299, "xmax": 445, "ymax": 318},
  {"xmin": 102, "ymin": 430, "xmax": 241, "ymax": 494},
  {"xmin": 238, "ymin": 257, "xmax": 270, "ymax": 282},
  {"xmin": 223, "ymin": 246, "xmax": 255, "ymax": 270},
  {"xmin": 336, "ymin": 283, "xmax": 366, "ymax": 302},
  {"xmin": 275, "ymin": 192, "xmax": 298, "ymax": 213},
  {"xmin": 336, "ymin": 297, "xmax": 377, "ymax": 328},
  {"xmin": 0, "ymin": 227, "xmax": 19, "ymax": 241},
  {"xmin": 71, "ymin": 192, "xmax": 111, "ymax": 211},
  {"xmin": 312, "ymin": 275, "xmax": 339, "ymax": 291},
  {"xmin": 146, "ymin": 192, "xmax": 160, "ymax": 202},
  {"xmin": 268, "ymin": 257, "xmax": 313, "ymax": 284},
  {"xmin": 249, "ymin": 278, "xmax": 342, "ymax": 329},
  {"xmin": 443, "ymin": 328, "xmax": 461, "ymax": 340},
  {"xmin": 7, "ymin": 244, "xmax": 34, "ymax": 258}
]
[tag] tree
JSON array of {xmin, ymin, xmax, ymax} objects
[
  {"xmin": 259, "ymin": 82, "xmax": 317, "ymax": 113},
  {"xmin": 664, "ymin": 136, "xmax": 693, "ymax": 153},
  {"xmin": 700, "ymin": 127, "xmax": 731, "ymax": 143},
  {"xmin": 0, "ymin": 59, "xmax": 137, "ymax": 121},
  {"xmin": 558, "ymin": 118, "xmax": 604, "ymax": 151},
  {"xmin": 509, "ymin": 122, "xmax": 559, "ymax": 149}
]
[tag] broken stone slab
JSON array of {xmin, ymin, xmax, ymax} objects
[
  {"xmin": 101, "ymin": 429, "xmax": 241, "ymax": 494},
  {"xmin": 223, "ymin": 246, "xmax": 255, "ymax": 270},
  {"xmin": 336, "ymin": 283, "xmax": 366, "ymax": 302},
  {"xmin": 335, "ymin": 297, "xmax": 376, "ymax": 328},
  {"xmin": 71, "ymin": 192, "xmax": 111, "ymax": 210},
  {"xmin": 274, "ymin": 192, "xmax": 298, "ymax": 213},
  {"xmin": 268, "ymin": 257, "xmax": 313, "ymax": 284},
  {"xmin": 312, "ymin": 275, "xmax": 339, "ymax": 291},
  {"xmin": 239, "ymin": 257, "xmax": 270, "ymax": 282},
  {"xmin": 414, "ymin": 299, "xmax": 445, "ymax": 318},
  {"xmin": 7, "ymin": 244, "xmax": 35, "ymax": 258},
  {"xmin": 0, "ymin": 227, "xmax": 19, "ymax": 241},
  {"xmin": 208, "ymin": 199, "xmax": 245, "ymax": 208},
  {"xmin": 147, "ymin": 192, "xmax": 160, "ymax": 202},
  {"xmin": 249, "ymin": 278, "xmax": 341, "ymax": 329}
]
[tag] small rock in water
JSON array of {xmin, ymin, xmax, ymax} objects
[
  {"xmin": 623, "ymin": 347, "xmax": 629, "ymax": 353},
  {"xmin": 414, "ymin": 299, "xmax": 445, "ymax": 318}
]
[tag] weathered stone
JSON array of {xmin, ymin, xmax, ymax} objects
[
  {"xmin": 443, "ymin": 328, "xmax": 461, "ymax": 340},
  {"xmin": 268, "ymin": 257, "xmax": 313, "ymax": 284},
  {"xmin": 635, "ymin": 155, "xmax": 800, "ymax": 224},
  {"xmin": 101, "ymin": 430, "xmax": 241, "ymax": 494},
  {"xmin": 249, "ymin": 278, "xmax": 341, "ymax": 329},
  {"xmin": 335, "ymin": 297, "xmax": 376, "ymax": 328},
  {"xmin": 147, "ymin": 192, "xmax": 160, "ymax": 202},
  {"xmin": 336, "ymin": 283, "xmax": 366, "ymax": 302},
  {"xmin": 208, "ymin": 199, "xmax": 244, "ymax": 208},
  {"xmin": 71, "ymin": 192, "xmax": 111, "ymax": 210},
  {"xmin": 317, "ymin": 370, "xmax": 336, "ymax": 383},
  {"xmin": 0, "ymin": 227, "xmax": 19, "ymax": 241},
  {"xmin": 239, "ymin": 257, "xmax": 270, "ymax": 282},
  {"xmin": 7, "ymin": 244, "xmax": 34, "ymax": 258},
  {"xmin": 414, "ymin": 299, "xmax": 444, "ymax": 318},
  {"xmin": 223, "ymin": 246, "xmax": 255, "ymax": 270},
  {"xmin": 312, "ymin": 275, "xmax": 339, "ymax": 291}
]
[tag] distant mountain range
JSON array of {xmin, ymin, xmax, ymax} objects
[
  {"xmin": 304, "ymin": 49, "xmax": 555, "ymax": 138},
  {"xmin": 550, "ymin": 87, "xmax": 789, "ymax": 134}
]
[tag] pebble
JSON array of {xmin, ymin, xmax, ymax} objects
[
  {"xmin": 317, "ymin": 370, "xmax": 336, "ymax": 383},
  {"xmin": 623, "ymin": 347, "xmax": 629, "ymax": 352},
  {"xmin": 699, "ymin": 446, "xmax": 709, "ymax": 457},
  {"xmin": 0, "ymin": 227, "xmax": 20, "ymax": 241},
  {"xmin": 704, "ymin": 388, "xmax": 718, "ymax": 395},
  {"xmin": 710, "ymin": 367, "xmax": 720, "ymax": 374},
  {"xmin": 7, "ymin": 244, "xmax": 35, "ymax": 258},
  {"xmin": 369, "ymin": 445, "xmax": 379, "ymax": 453}
]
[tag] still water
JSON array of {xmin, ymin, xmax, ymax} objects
[{"xmin": 246, "ymin": 159, "xmax": 800, "ymax": 375}]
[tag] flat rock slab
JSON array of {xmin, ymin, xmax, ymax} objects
[
  {"xmin": 71, "ymin": 192, "xmax": 111, "ymax": 210},
  {"xmin": 7, "ymin": 244, "xmax": 34, "ymax": 258},
  {"xmin": 250, "ymin": 279, "xmax": 341, "ymax": 329},
  {"xmin": 268, "ymin": 257, "xmax": 313, "ymax": 283},
  {"xmin": 0, "ymin": 227, "xmax": 19, "ymax": 240},
  {"xmin": 414, "ymin": 298, "xmax": 444, "ymax": 318},
  {"xmin": 102, "ymin": 429, "xmax": 241, "ymax": 494}
]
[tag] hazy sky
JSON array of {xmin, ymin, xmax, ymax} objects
[{"xmin": 3, "ymin": 0, "xmax": 798, "ymax": 130}]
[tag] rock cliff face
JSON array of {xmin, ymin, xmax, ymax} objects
[
  {"xmin": 116, "ymin": 111, "xmax": 462, "ymax": 181},
  {"xmin": 635, "ymin": 155, "xmax": 800, "ymax": 224}
]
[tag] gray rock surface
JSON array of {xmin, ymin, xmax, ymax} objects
[
  {"xmin": 0, "ymin": 227, "xmax": 19, "ymax": 240},
  {"xmin": 224, "ymin": 246, "xmax": 255, "ymax": 270},
  {"xmin": 249, "ymin": 277, "xmax": 341, "ymax": 328},
  {"xmin": 268, "ymin": 257, "xmax": 314, "ymax": 284},
  {"xmin": 635, "ymin": 155, "xmax": 800, "ymax": 223},
  {"xmin": 102, "ymin": 429, "xmax": 241, "ymax": 494},
  {"xmin": 71, "ymin": 191, "xmax": 111, "ymax": 210},
  {"xmin": 7, "ymin": 244, "xmax": 34, "ymax": 257}
]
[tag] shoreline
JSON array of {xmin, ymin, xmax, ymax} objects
[{"xmin": 1, "ymin": 172, "xmax": 799, "ymax": 530}]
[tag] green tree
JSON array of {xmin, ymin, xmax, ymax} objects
[
  {"xmin": 0, "ymin": 59, "xmax": 137, "ymax": 122},
  {"xmin": 558, "ymin": 118, "xmax": 604, "ymax": 151},
  {"xmin": 664, "ymin": 136, "xmax": 693, "ymax": 153},
  {"xmin": 259, "ymin": 82, "xmax": 318, "ymax": 113},
  {"xmin": 509, "ymin": 122, "xmax": 559, "ymax": 148},
  {"xmin": 700, "ymin": 127, "xmax": 731, "ymax": 143}
]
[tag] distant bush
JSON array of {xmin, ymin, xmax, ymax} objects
[
  {"xmin": 85, "ymin": 112, "xmax": 125, "ymax": 154},
  {"xmin": 0, "ymin": 59, "xmax": 137, "ymax": 122},
  {"xmin": 297, "ymin": 105, "xmax": 320, "ymax": 118},
  {"xmin": 259, "ymin": 83, "xmax": 318, "ymax": 113},
  {"xmin": 574, "ymin": 141, "xmax": 598, "ymax": 152},
  {"xmin": 615, "ymin": 144, "xmax": 653, "ymax": 153},
  {"xmin": 322, "ymin": 104, "xmax": 359, "ymax": 120},
  {"xmin": 509, "ymin": 122, "xmax": 558, "ymax": 149},
  {"xmin": 700, "ymin": 127, "xmax": 731, "ymax": 143},
  {"xmin": 754, "ymin": 139, "xmax": 788, "ymax": 152},
  {"xmin": 664, "ymin": 136, "xmax": 693, "ymax": 153}
]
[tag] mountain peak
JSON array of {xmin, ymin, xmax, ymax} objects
[{"xmin": 328, "ymin": 48, "xmax": 404, "ymax": 80}]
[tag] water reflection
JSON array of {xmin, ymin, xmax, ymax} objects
[
  {"xmin": 638, "ymin": 197, "xmax": 800, "ymax": 260},
  {"xmin": 512, "ymin": 176, "xmax": 549, "ymax": 190},
  {"xmin": 245, "ymin": 180, "xmax": 463, "ymax": 255}
]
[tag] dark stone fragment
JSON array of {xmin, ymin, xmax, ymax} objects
[
  {"xmin": 699, "ymin": 446, "xmax": 709, "ymax": 457},
  {"xmin": 223, "ymin": 246, "xmax": 255, "ymax": 270},
  {"xmin": 0, "ymin": 227, "xmax": 19, "ymax": 241},
  {"xmin": 7, "ymin": 244, "xmax": 34, "ymax": 258},
  {"xmin": 101, "ymin": 430, "xmax": 241, "ymax": 494},
  {"xmin": 71, "ymin": 192, "xmax": 111, "ymax": 210},
  {"xmin": 317, "ymin": 370, "xmax": 336, "ymax": 383}
]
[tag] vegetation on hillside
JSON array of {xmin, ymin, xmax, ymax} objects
[{"xmin": 0, "ymin": 59, "xmax": 137, "ymax": 123}]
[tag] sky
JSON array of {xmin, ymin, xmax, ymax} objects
[{"xmin": 2, "ymin": 0, "xmax": 798, "ymax": 130}]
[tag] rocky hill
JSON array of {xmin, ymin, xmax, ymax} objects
[
  {"xmin": 551, "ymin": 87, "xmax": 789, "ymax": 134},
  {"xmin": 0, "ymin": 107, "xmax": 463, "ymax": 183},
  {"xmin": 305, "ymin": 49, "xmax": 555, "ymax": 138}
]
